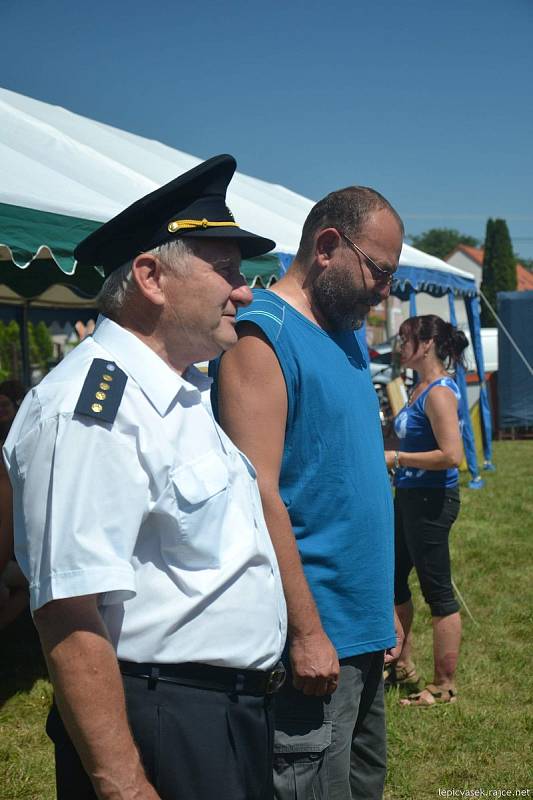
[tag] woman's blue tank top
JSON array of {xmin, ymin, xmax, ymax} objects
[{"xmin": 393, "ymin": 376, "xmax": 463, "ymax": 489}]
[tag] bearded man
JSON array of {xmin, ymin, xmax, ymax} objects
[{"xmin": 212, "ymin": 186, "xmax": 404, "ymax": 800}]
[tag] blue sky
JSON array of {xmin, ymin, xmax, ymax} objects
[{"xmin": 2, "ymin": 0, "xmax": 532, "ymax": 257}]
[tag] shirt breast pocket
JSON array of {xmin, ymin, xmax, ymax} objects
[{"xmin": 171, "ymin": 450, "xmax": 229, "ymax": 568}]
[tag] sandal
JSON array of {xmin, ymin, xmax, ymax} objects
[
  {"xmin": 400, "ymin": 683, "xmax": 457, "ymax": 707},
  {"xmin": 384, "ymin": 662, "xmax": 420, "ymax": 687}
]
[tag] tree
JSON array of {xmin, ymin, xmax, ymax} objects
[
  {"xmin": 0, "ymin": 320, "xmax": 54, "ymax": 381},
  {"xmin": 0, "ymin": 321, "xmax": 22, "ymax": 381},
  {"xmin": 480, "ymin": 218, "xmax": 517, "ymax": 326},
  {"xmin": 408, "ymin": 228, "xmax": 480, "ymax": 260},
  {"xmin": 29, "ymin": 321, "xmax": 54, "ymax": 372}
]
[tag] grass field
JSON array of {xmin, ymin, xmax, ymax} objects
[
  {"xmin": 1, "ymin": 441, "xmax": 532, "ymax": 800},
  {"xmin": 384, "ymin": 441, "xmax": 533, "ymax": 799}
]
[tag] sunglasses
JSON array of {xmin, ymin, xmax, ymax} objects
[{"xmin": 339, "ymin": 231, "xmax": 395, "ymax": 285}]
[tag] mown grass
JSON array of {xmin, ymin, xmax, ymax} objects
[
  {"xmin": 384, "ymin": 440, "xmax": 533, "ymax": 799},
  {"xmin": 0, "ymin": 613, "xmax": 54, "ymax": 800},
  {"xmin": 1, "ymin": 441, "xmax": 532, "ymax": 799}
]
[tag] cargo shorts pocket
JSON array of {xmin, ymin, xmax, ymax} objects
[{"xmin": 273, "ymin": 719, "xmax": 332, "ymax": 800}]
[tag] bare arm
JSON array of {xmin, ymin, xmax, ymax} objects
[
  {"xmin": 384, "ymin": 608, "xmax": 404, "ymax": 665},
  {"xmin": 35, "ymin": 595, "xmax": 160, "ymax": 800},
  {"xmin": 218, "ymin": 323, "xmax": 339, "ymax": 695},
  {"xmin": 385, "ymin": 386, "xmax": 463, "ymax": 471}
]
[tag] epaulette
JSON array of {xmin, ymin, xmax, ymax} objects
[{"xmin": 74, "ymin": 359, "xmax": 127, "ymax": 424}]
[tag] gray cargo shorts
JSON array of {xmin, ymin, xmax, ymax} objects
[{"xmin": 273, "ymin": 651, "xmax": 386, "ymax": 800}]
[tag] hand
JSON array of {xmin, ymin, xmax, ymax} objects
[
  {"xmin": 384, "ymin": 450, "xmax": 396, "ymax": 471},
  {"xmin": 384, "ymin": 609, "xmax": 404, "ymax": 665},
  {"xmin": 93, "ymin": 763, "xmax": 161, "ymax": 799},
  {"xmin": 289, "ymin": 630, "xmax": 340, "ymax": 696}
]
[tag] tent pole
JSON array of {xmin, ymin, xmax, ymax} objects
[
  {"xmin": 448, "ymin": 292, "xmax": 484, "ymax": 489},
  {"xmin": 408, "ymin": 288, "xmax": 417, "ymax": 317},
  {"xmin": 465, "ymin": 295, "xmax": 494, "ymax": 470}
]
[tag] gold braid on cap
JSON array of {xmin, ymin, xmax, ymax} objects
[{"xmin": 168, "ymin": 218, "xmax": 240, "ymax": 233}]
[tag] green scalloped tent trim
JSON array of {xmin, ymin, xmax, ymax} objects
[
  {"xmin": 0, "ymin": 202, "xmax": 280, "ymax": 299},
  {"xmin": 0, "ymin": 202, "xmax": 101, "ymax": 272}
]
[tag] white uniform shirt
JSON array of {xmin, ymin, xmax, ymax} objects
[{"xmin": 4, "ymin": 316, "xmax": 286, "ymax": 670}]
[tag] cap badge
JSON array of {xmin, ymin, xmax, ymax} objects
[{"xmin": 167, "ymin": 218, "xmax": 240, "ymax": 234}]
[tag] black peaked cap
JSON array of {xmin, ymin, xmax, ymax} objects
[{"xmin": 74, "ymin": 154, "xmax": 276, "ymax": 274}]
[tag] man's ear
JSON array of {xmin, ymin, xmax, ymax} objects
[
  {"xmin": 131, "ymin": 253, "xmax": 165, "ymax": 306},
  {"xmin": 315, "ymin": 228, "xmax": 342, "ymax": 268}
]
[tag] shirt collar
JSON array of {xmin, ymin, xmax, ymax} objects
[{"xmin": 92, "ymin": 316, "xmax": 212, "ymax": 416}]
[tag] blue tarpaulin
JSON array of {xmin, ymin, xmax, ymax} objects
[{"xmin": 497, "ymin": 291, "xmax": 533, "ymax": 429}]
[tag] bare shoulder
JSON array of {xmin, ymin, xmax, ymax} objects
[
  {"xmin": 219, "ymin": 321, "xmax": 285, "ymax": 394},
  {"xmin": 224, "ymin": 321, "xmax": 280, "ymax": 366},
  {"xmin": 217, "ymin": 322, "xmax": 287, "ymax": 469},
  {"xmin": 425, "ymin": 383, "xmax": 459, "ymax": 429},
  {"xmin": 426, "ymin": 382, "xmax": 459, "ymax": 412}
]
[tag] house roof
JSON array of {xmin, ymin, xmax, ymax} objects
[
  {"xmin": 448, "ymin": 244, "xmax": 485, "ymax": 265},
  {"xmin": 517, "ymin": 264, "xmax": 533, "ymax": 291},
  {"xmin": 447, "ymin": 244, "xmax": 533, "ymax": 291}
]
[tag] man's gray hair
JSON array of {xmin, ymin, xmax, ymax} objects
[
  {"xmin": 96, "ymin": 239, "xmax": 194, "ymax": 319},
  {"xmin": 297, "ymin": 186, "xmax": 404, "ymax": 261}
]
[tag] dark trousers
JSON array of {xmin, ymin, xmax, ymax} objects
[
  {"xmin": 394, "ymin": 486, "xmax": 461, "ymax": 617},
  {"xmin": 46, "ymin": 674, "xmax": 274, "ymax": 800}
]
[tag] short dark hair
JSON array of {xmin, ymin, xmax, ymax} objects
[
  {"xmin": 297, "ymin": 186, "xmax": 404, "ymax": 260},
  {"xmin": 400, "ymin": 315, "xmax": 469, "ymax": 369}
]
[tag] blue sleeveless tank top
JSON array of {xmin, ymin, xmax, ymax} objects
[
  {"xmin": 393, "ymin": 376, "xmax": 463, "ymax": 489},
  {"xmin": 211, "ymin": 288, "xmax": 395, "ymax": 658}
]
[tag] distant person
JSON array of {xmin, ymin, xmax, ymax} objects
[
  {"xmin": 214, "ymin": 186, "xmax": 404, "ymax": 799},
  {"xmin": 0, "ymin": 380, "xmax": 28, "ymax": 630},
  {"xmin": 385, "ymin": 314, "xmax": 468, "ymax": 706},
  {"xmin": 4, "ymin": 156, "xmax": 287, "ymax": 800}
]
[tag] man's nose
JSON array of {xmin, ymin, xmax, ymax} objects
[{"xmin": 231, "ymin": 279, "xmax": 253, "ymax": 307}]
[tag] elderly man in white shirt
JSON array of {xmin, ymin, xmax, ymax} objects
[{"xmin": 4, "ymin": 155, "xmax": 287, "ymax": 800}]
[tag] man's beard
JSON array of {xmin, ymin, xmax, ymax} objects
[{"xmin": 311, "ymin": 264, "xmax": 382, "ymax": 332}]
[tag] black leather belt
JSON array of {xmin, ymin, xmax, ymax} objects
[{"xmin": 118, "ymin": 659, "xmax": 286, "ymax": 695}]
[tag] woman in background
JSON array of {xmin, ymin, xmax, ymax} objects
[{"xmin": 385, "ymin": 315, "xmax": 468, "ymax": 706}]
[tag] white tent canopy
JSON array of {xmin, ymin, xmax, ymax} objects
[
  {"xmin": 0, "ymin": 87, "xmax": 311, "ymax": 259},
  {"xmin": 0, "ymin": 85, "xmax": 475, "ymax": 297}
]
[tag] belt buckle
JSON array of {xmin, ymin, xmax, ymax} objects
[{"xmin": 266, "ymin": 661, "xmax": 286, "ymax": 694}]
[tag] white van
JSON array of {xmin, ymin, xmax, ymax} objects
[{"xmin": 463, "ymin": 328, "xmax": 498, "ymax": 373}]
